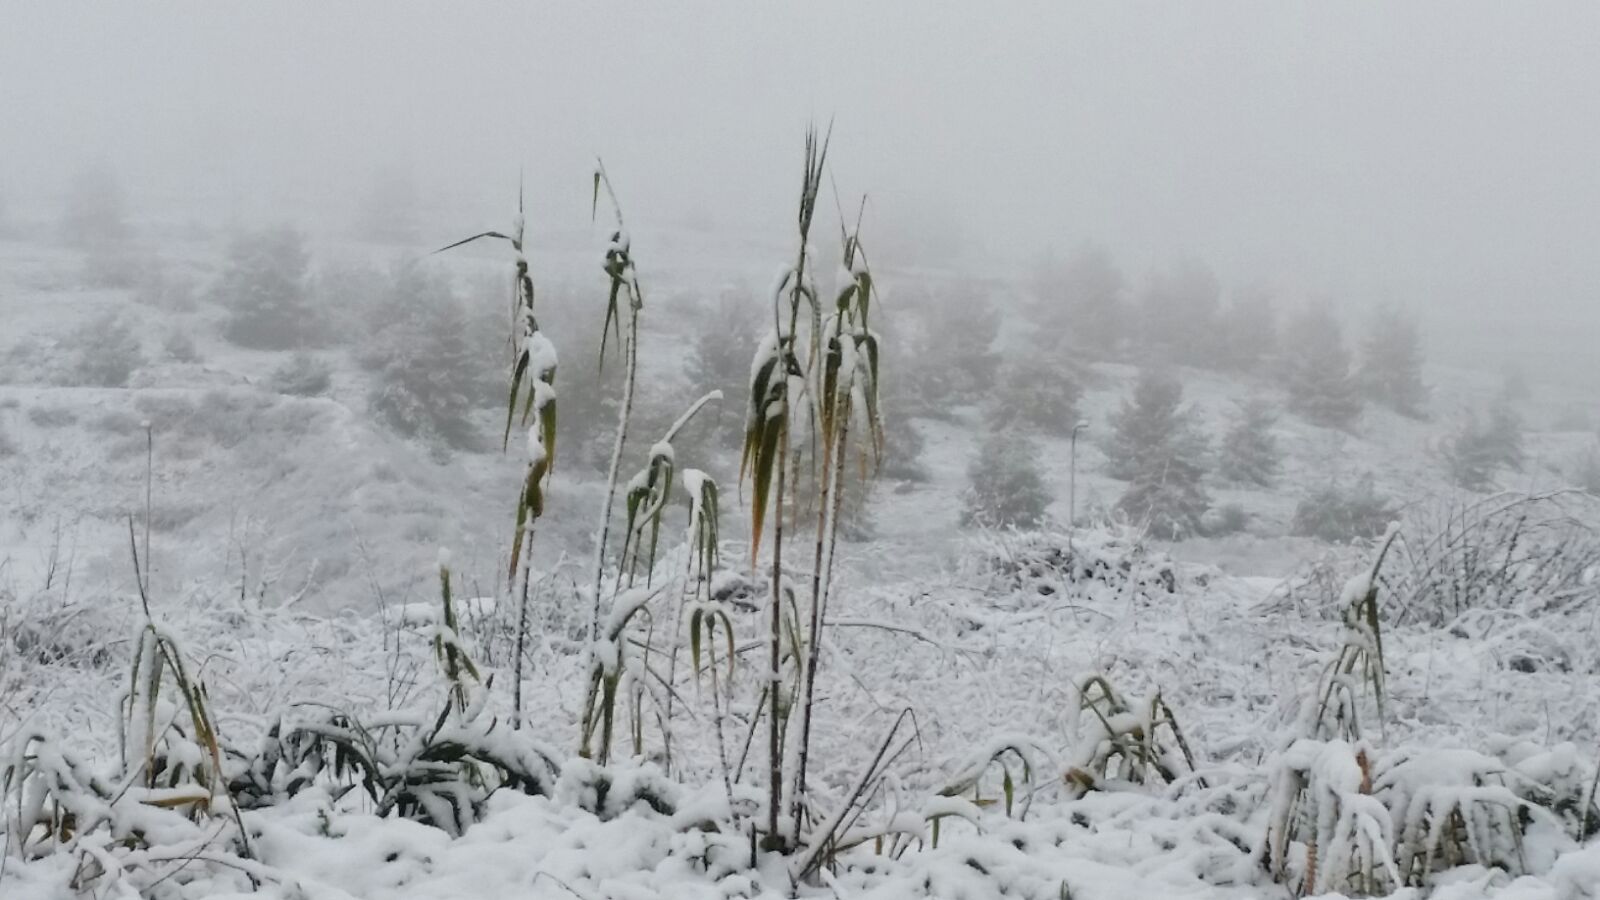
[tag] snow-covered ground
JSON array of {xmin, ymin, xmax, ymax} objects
[{"xmin": 4, "ymin": 228, "xmax": 1600, "ymax": 899}]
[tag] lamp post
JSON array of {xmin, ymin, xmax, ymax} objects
[{"xmin": 1070, "ymin": 421, "xmax": 1088, "ymax": 528}]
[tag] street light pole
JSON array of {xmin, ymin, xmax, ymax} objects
[{"xmin": 1070, "ymin": 421, "xmax": 1088, "ymax": 528}]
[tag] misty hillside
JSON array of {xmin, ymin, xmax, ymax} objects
[{"xmin": 6, "ymin": 6, "xmax": 1600, "ymax": 900}]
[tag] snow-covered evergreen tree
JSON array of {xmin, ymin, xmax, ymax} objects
[
  {"xmin": 1357, "ymin": 305, "xmax": 1428, "ymax": 417},
  {"xmin": 962, "ymin": 433, "xmax": 1050, "ymax": 528},
  {"xmin": 1218, "ymin": 398, "xmax": 1282, "ymax": 487},
  {"xmin": 900, "ymin": 281, "xmax": 1000, "ymax": 414},
  {"xmin": 1443, "ymin": 391, "xmax": 1525, "ymax": 491},
  {"xmin": 1139, "ymin": 260, "xmax": 1220, "ymax": 366},
  {"xmin": 1216, "ymin": 287, "xmax": 1277, "ymax": 372},
  {"xmin": 985, "ymin": 350, "xmax": 1082, "ymax": 436},
  {"xmin": 217, "ymin": 227, "xmax": 314, "ymax": 350},
  {"xmin": 1284, "ymin": 304, "xmax": 1361, "ymax": 428},
  {"xmin": 1107, "ymin": 369, "xmax": 1211, "ymax": 539},
  {"xmin": 364, "ymin": 262, "xmax": 484, "ymax": 451},
  {"xmin": 1030, "ymin": 244, "xmax": 1126, "ymax": 358}
]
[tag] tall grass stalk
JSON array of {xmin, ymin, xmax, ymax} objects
[
  {"xmin": 436, "ymin": 185, "xmax": 557, "ymax": 728},
  {"xmin": 583, "ymin": 161, "xmax": 644, "ymax": 756},
  {"xmin": 793, "ymin": 192, "xmax": 882, "ymax": 834}
]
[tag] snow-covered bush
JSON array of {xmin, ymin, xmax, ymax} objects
[
  {"xmin": 269, "ymin": 350, "xmax": 332, "ymax": 397},
  {"xmin": 133, "ymin": 263, "xmax": 198, "ymax": 311},
  {"xmin": 161, "ymin": 326, "xmax": 201, "ymax": 363},
  {"xmin": 974, "ymin": 526, "xmax": 1177, "ymax": 600},
  {"xmin": 1291, "ymin": 475, "xmax": 1396, "ymax": 543},
  {"xmin": 67, "ymin": 309, "xmax": 145, "ymax": 387},
  {"xmin": 1382, "ymin": 493, "xmax": 1600, "ymax": 628},
  {"xmin": 217, "ymin": 226, "xmax": 315, "ymax": 349},
  {"xmin": 1061, "ymin": 675, "xmax": 1199, "ymax": 799},
  {"xmin": 961, "ymin": 433, "xmax": 1051, "ymax": 529}
]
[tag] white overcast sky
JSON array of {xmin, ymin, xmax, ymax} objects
[{"xmin": 4, "ymin": 3, "xmax": 1598, "ymax": 377}]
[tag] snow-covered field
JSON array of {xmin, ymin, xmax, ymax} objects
[{"xmin": 4, "ymin": 227, "xmax": 1600, "ymax": 899}]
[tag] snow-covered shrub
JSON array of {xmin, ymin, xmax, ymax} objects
[
  {"xmin": 1382, "ymin": 493, "xmax": 1600, "ymax": 627},
  {"xmin": 1375, "ymin": 747, "xmax": 1555, "ymax": 885},
  {"xmin": 66, "ymin": 309, "xmax": 144, "ymax": 387},
  {"xmin": 161, "ymin": 326, "xmax": 201, "ymax": 363},
  {"xmin": 133, "ymin": 264, "xmax": 198, "ymax": 311},
  {"xmin": 269, "ymin": 350, "xmax": 332, "ymax": 397},
  {"xmin": 1291, "ymin": 475, "xmax": 1396, "ymax": 543},
  {"xmin": 1206, "ymin": 502, "xmax": 1250, "ymax": 536},
  {"xmin": 80, "ymin": 245, "xmax": 148, "ymax": 288},
  {"xmin": 217, "ymin": 225, "xmax": 315, "ymax": 349},
  {"xmin": 868, "ymin": 405, "xmax": 928, "ymax": 485},
  {"xmin": 1260, "ymin": 739, "xmax": 1401, "ymax": 896},
  {"xmin": 27, "ymin": 403, "xmax": 77, "ymax": 428},
  {"xmin": 4, "ymin": 589, "xmax": 128, "ymax": 670},
  {"xmin": 1217, "ymin": 398, "xmax": 1281, "ymax": 487},
  {"xmin": 974, "ymin": 527, "xmax": 1177, "ymax": 600},
  {"xmin": 1307, "ymin": 531, "xmax": 1395, "ymax": 742},
  {"xmin": 1062, "ymin": 675, "xmax": 1199, "ymax": 800},
  {"xmin": 961, "ymin": 433, "xmax": 1050, "ymax": 529}
]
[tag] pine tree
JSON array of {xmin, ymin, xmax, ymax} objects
[
  {"xmin": 1139, "ymin": 260, "xmax": 1220, "ymax": 366},
  {"xmin": 1442, "ymin": 411, "xmax": 1500, "ymax": 492},
  {"xmin": 962, "ymin": 433, "xmax": 1050, "ymax": 528},
  {"xmin": 985, "ymin": 351, "xmax": 1082, "ymax": 436},
  {"xmin": 1284, "ymin": 304, "xmax": 1361, "ymax": 428},
  {"xmin": 683, "ymin": 289, "xmax": 760, "ymax": 455},
  {"xmin": 1442, "ymin": 392, "xmax": 1525, "ymax": 492},
  {"xmin": 218, "ymin": 227, "xmax": 313, "ymax": 350},
  {"xmin": 1030, "ymin": 244, "xmax": 1126, "ymax": 358},
  {"xmin": 1357, "ymin": 305, "xmax": 1428, "ymax": 417},
  {"xmin": 365, "ymin": 262, "xmax": 482, "ymax": 451},
  {"xmin": 901, "ymin": 281, "xmax": 1000, "ymax": 414},
  {"xmin": 1216, "ymin": 287, "xmax": 1277, "ymax": 372},
  {"xmin": 1107, "ymin": 369, "xmax": 1211, "ymax": 539},
  {"xmin": 1218, "ymin": 398, "xmax": 1282, "ymax": 487}
]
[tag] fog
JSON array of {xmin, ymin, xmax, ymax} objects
[{"xmin": 4, "ymin": 3, "xmax": 1599, "ymax": 382}]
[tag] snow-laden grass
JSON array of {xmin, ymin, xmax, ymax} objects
[{"xmin": 4, "ymin": 521, "xmax": 1599, "ymax": 899}]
